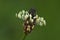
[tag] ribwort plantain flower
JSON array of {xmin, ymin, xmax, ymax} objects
[{"xmin": 16, "ymin": 8, "xmax": 46, "ymax": 40}]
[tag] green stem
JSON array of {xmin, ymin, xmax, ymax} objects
[{"xmin": 22, "ymin": 34, "xmax": 27, "ymax": 40}]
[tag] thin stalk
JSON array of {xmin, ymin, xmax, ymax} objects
[{"xmin": 22, "ymin": 34, "xmax": 27, "ymax": 40}]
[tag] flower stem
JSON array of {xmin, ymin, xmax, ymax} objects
[{"xmin": 22, "ymin": 34, "xmax": 27, "ymax": 40}]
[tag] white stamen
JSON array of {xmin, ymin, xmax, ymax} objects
[
  {"xmin": 43, "ymin": 20, "xmax": 46, "ymax": 26},
  {"xmin": 22, "ymin": 10, "xmax": 25, "ymax": 14},
  {"xmin": 32, "ymin": 25, "xmax": 34, "ymax": 29},
  {"xmin": 26, "ymin": 21, "xmax": 29, "ymax": 24},
  {"xmin": 30, "ymin": 14, "xmax": 32, "ymax": 18},
  {"xmin": 36, "ymin": 15, "xmax": 38, "ymax": 18},
  {"xmin": 30, "ymin": 19, "xmax": 33, "ymax": 23},
  {"xmin": 27, "ymin": 25, "xmax": 30, "ymax": 31},
  {"xmin": 24, "ymin": 14, "xmax": 29, "ymax": 20},
  {"xmin": 40, "ymin": 17, "xmax": 44, "ymax": 22},
  {"xmin": 39, "ymin": 22, "xmax": 43, "ymax": 26},
  {"xmin": 22, "ymin": 15, "xmax": 24, "ymax": 20},
  {"xmin": 18, "ymin": 13, "xmax": 21, "ymax": 19},
  {"xmin": 36, "ymin": 17, "xmax": 40, "ymax": 24},
  {"xmin": 16, "ymin": 13, "xmax": 17, "ymax": 17},
  {"xmin": 25, "ymin": 11, "xmax": 29, "ymax": 15}
]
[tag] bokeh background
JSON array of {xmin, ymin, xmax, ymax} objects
[{"xmin": 0, "ymin": 0, "xmax": 60, "ymax": 40}]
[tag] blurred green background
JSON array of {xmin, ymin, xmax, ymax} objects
[{"xmin": 0, "ymin": 0, "xmax": 60, "ymax": 40}]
